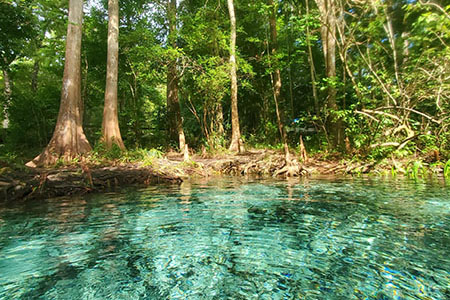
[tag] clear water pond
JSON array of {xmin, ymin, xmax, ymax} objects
[{"xmin": 0, "ymin": 177, "xmax": 449, "ymax": 299}]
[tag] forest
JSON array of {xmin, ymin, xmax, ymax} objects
[{"xmin": 0, "ymin": 0, "xmax": 449, "ymax": 174}]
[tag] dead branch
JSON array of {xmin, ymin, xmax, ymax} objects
[
  {"xmin": 376, "ymin": 106, "xmax": 442, "ymax": 124},
  {"xmin": 362, "ymin": 109, "xmax": 401, "ymax": 121},
  {"xmin": 355, "ymin": 110, "xmax": 380, "ymax": 122}
]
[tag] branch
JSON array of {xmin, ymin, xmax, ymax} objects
[
  {"xmin": 370, "ymin": 135, "xmax": 417, "ymax": 150},
  {"xmin": 362, "ymin": 109, "xmax": 401, "ymax": 121},
  {"xmin": 355, "ymin": 110, "xmax": 380, "ymax": 122},
  {"xmin": 376, "ymin": 106, "xmax": 442, "ymax": 124},
  {"xmin": 419, "ymin": 0, "xmax": 450, "ymax": 19},
  {"xmin": 356, "ymin": 44, "xmax": 398, "ymax": 106}
]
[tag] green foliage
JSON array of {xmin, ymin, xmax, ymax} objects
[
  {"xmin": 0, "ymin": 0, "xmax": 37, "ymax": 65},
  {"xmin": 0, "ymin": 0, "xmax": 448, "ymax": 167},
  {"xmin": 406, "ymin": 160, "xmax": 426, "ymax": 180},
  {"xmin": 5, "ymin": 60, "xmax": 59, "ymax": 149},
  {"xmin": 92, "ymin": 143, "xmax": 124, "ymax": 161},
  {"xmin": 444, "ymin": 160, "xmax": 450, "ymax": 179},
  {"xmin": 390, "ymin": 160, "xmax": 407, "ymax": 177},
  {"xmin": 88, "ymin": 145, "xmax": 165, "ymax": 166},
  {"xmin": 391, "ymin": 166, "xmax": 396, "ymax": 177},
  {"xmin": 0, "ymin": 147, "xmax": 29, "ymax": 171},
  {"xmin": 132, "ymin": 148, "xmax": 164, "ymax": 167},
  {"xmin": 145, "ymin": 148, "xmax": 164, "ymax": 159}
]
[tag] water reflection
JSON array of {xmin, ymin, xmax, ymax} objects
[{"xmin": 0, "ymin": 177, "xmax": 449, "ymax": 299}]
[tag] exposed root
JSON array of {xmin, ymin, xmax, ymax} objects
[
  {"xmin": 211, "ymin": 151, "xmax": 306, "ymax": 178},
  {"xmin": 273, "ymin": 159, "xmax": 302, "ymax": 177},
  {"xmin": 183, "ymin": 144, "xmax": 190, "ymax": 162},
  {"xmin": 299, "ymin": 135, "xmax": 308, "ymax": 162},
  {"xmin": 323, "ymin": 161, "xmax": 377, "ymax": 175},
  {"xmin": 1, "ymin": 165, "xmax": 182, "ymax": 203},
  {"xmin": 26, "ymin": 145, "xmax": 91, "ymax": 168}
]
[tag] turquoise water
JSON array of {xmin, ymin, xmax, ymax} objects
[{"xmin": 0, "ymin": 177, "xmax": 449, "ymax": 299}]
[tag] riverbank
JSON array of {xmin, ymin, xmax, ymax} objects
[
  {"xmin": 0, "ymin": 165, "xmax": 182, "ymax": 203},
  {"xmin": 1, "ymin": 148, "xmax": 448, "ymax": 203}
]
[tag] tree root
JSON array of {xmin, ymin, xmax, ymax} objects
[
  {"xmin": 1, "ymin": 165, "xmax": 182, "ymax": 203},
  {"xmin": 273, "ymin": 157, "xmax": 306, "ymax": 177},
  {"xmin": 216, "ymin": 152, "xmax": 306, "ymax": 177}
]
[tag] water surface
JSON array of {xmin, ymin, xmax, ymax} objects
[{"xmin": 0, "ymin": 177, "xmax": 449, "ymax": 299}]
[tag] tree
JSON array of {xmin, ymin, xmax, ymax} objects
[
  {"xmin": 268, "ymin": 0, "xmax": 299, "ymax": 176},
  {"xmin": 1, "ymin": 62, "xmax": 12, "ymax": 129},
  {"xmin": 227, "ymin": 0, "xmax": 243, "ymax": 153},
  {"xmin": 0, "ymin": 0, "xmax": 35, "ymax": 129},
  {"xmin": 1, "ymin": 0, "xmax": 445, "ymax": 164},
  {"xmin": 167, "ymin": 0, "xmax": 186, "ymax": 151},
  {"xmin": 177, "ymin": 0, "xmax": 229, "ymax": 150},
  {"xmin": 343, "ymin": 0, "xmax": 449, "ymax": 153},
  {"xmin": 101, "ymin": 0, "xmax": 125, "ymax": 150},
  {"xmin": 315, "ymin": 0, "xmax": 344, "ymax": 149},
  {"xmin": 26, "ymin": 0, "xmax": 91, "ymax": 167}
]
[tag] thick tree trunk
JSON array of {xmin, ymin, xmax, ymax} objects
[
  {"xmin": 26, "ymin": 0, "xmax": 91, "ymax": 167},
  {"xmin": 227, "ymin": 0, "xmax": 243, "ymax": 153},
  {"xmin": 2, "ymin": 66, "xmax": 11, "ymax": 129},
  {"xmin": 101, "ymin": 0, "xmax": 125, "ymax": 150},
  {"xmin": 167, "ymin": 0, "xmax": 186, "ymax": 151}
]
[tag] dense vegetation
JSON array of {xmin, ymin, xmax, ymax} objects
[{"xmin": 0, "ymin": 0, "xmax": 449, "ymax": 167}]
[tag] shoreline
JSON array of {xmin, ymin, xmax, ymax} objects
[{"xmin": 1, "ymin": 149, "xmax": 447, "ymax": 203}]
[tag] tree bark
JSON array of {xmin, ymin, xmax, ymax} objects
[
  {"xmin": 227, "ymin": 0, "xmax": 243, "ymax": 153},
  {"xmin": 215, "ymin": 101, "xmax": 225, "ymax": 137},
  {"xmin": 315, "ymin": 0, "xmax": 343, "ymax": 149},
  {"xmin": 2, "ymin": 65, "xmax": 11, "ymax": 129},
  {"xmin": 101, "ymin": 0, "xmax": 125, "ymax": 150},
  {"xmin": 268, "ymin": 0, "xmax": 298, "ymax": 176},
  {"xmin": 167, "ymin": 0, "xmax": 186, "ymax": 151},
  {"xmin": 305, "ymin": 0, "xmax": 319, "ymax": 116},
  {"xmin": 287, "ymin": 4, "xmax": 295, "ymax": 119},
  {"xmin": 31, "ymin": 59, "xmax": 39, "ymax": 93},
  {"xmin": 27, "ymin": 0, "xmax": 91, "ymax": 167}
]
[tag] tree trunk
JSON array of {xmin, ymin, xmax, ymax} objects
[
  {"xmin": 305, "ymin": 0, "xmax": 319, "ymax": 116},
  {"xmin": 210, "ymin": 100, "xmax": 224, "ymax": 140},
  {"xmin": 215, "ymin": 101, "xmax": 225, "ymax": 137},
  {"xmin": 167, "ymin": 0, "xmax": 185, "ymax": 151},
  {"xmin": 27, "ymin": 0, "xmax": 91, "ymax": 167},
  {"xmin": 2, "ymin": 66, "xmax": 11, "ymax": 129},
  {"xmin": 287, "ymin": 7, "xmax": 295, "ymax": 119},
  {"xmin": 227, "ymin": 0, "xmax": 243, "ymax": 153},
  {"xmin": 315, "ymin": 0, "xmax": 343, "ymax": 149},
  {"xmin": 268, "ymin": 0, "xmax": 299, "ymax": 176},
  {"xmin": 101, "ymin": 0, "xmax": 125, "ymax": 150},
  {"xmin": 31, "ymin": 59, "xmax": 39, "ymax": 93},
  {"xmin": 206, "ymin": 100, "xmax": 224, "ymax": 149}
]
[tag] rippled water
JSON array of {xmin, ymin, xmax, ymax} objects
[{"xmin": 0, "ymin": 177, "xmax": 449, "ymax": 299}]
